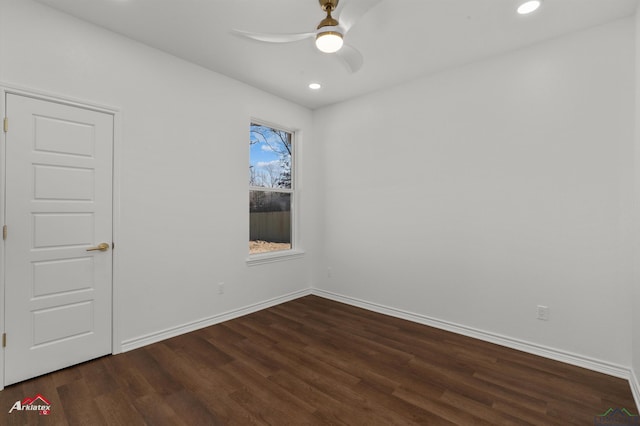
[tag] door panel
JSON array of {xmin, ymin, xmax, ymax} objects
[
  {"xmin": 34, "ymin": 165, "xmax": 95, "ymax": 201},
  {"xmin": 33, "ymin": 213, "xmax": 95, "ymax": 248},
  {"xmin": 4, "ymin": 93, "xmax": 113, "ymax": 386},
  {"xmin": 32, "ymin": 257, "xmax": 94, "ymax": 297},
  {"xmin": 33, "ymin": 115, "xmax": 96, "ymax": 157}
]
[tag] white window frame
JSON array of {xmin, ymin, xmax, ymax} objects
[{"xmin": 247, "ymin": 120, "xmax": 304, "ymax": 265}]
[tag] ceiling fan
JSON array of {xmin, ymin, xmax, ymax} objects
[{"xmin": 231, "ymin": 0, "xmax": 383, "ymax": 73}]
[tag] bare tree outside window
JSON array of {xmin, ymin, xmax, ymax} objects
[{"xmin": 249, "ymin": 123, "xmax": 294, "ymax": 254}]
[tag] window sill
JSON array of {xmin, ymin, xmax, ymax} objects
[{"xmin": 246, "ymin": 249, "xmax": 305, "ymax": 266}]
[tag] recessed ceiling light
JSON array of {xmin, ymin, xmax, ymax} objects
[
  {"xmin": 517, "ymin": 0, "xmax": 541, "ymax": 15},
  {"xmin": 309, "ymin": 83, "xmax": 322, "ymax": 90}
]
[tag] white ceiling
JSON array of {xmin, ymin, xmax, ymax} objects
[{"xmin": 34, "ymin": 0, "xmax": 638, "ymax": 109}]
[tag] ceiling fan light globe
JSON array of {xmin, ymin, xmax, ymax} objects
[{"xmin": 316, "ymin": 31, "xmax": 343, "ymax": 53}]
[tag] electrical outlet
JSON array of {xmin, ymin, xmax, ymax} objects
[
  {"xmin": 537, "ymin": 305, "xmax": 549, "ymax": 321},
  {"xmin": 218, "ymin": 282, "xmax": 225, "ymax": 295}
]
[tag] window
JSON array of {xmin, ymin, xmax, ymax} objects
[{"xmin": 249, "ymin": 122, "xmax": 294, "ymax": 256}]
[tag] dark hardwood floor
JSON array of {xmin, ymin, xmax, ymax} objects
[{"xmin": 0, "ymin": 295, "xmax": 636, "ymax": 425}]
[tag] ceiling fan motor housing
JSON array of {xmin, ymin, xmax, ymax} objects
[{"xmin": 319, "ymin": 0, "xmax": 339, "ymax": 12}]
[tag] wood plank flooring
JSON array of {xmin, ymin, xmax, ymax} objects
[{"xmin": 0, "ymin": 295, "xmax": 636, "ymax": 425}]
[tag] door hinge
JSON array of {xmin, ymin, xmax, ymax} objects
[
  {"xmin": 2, "ymin": 333, "xmax": 6, "ymax": 348},
  {"xmin": 3, "ymin": 117, "xmax": 7, "ymax": 133},
  {"xmin": 2, "ymin": 225, "xmax": 6, "ymax": 240}
]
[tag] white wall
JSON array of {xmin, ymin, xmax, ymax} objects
[
  {"xmin": 315, "ymin": 18, "xmax": 636, "ymax": 367},
  {"xmin": 0, "ymin": 0, "xmax": 319, "ymax": 348}
]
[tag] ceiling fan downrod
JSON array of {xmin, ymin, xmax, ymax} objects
[{"xmin": 318, "ymin": 0, "xmax": 340, "ymax": 29}]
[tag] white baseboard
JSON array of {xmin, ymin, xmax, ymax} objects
[
  {"xmin": 120, "ymin": 288, "xmax": 312, "ymax": 352},
  {"xmin": 311, "ymin": 288, "xmax": 632, "ymax": 381},
  {"xmin": 631, "ymin": 370, "xmax": 640, "ymax": 413}
]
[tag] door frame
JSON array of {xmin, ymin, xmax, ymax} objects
[{"xmin": 0, "ymin": 85, "xmax": 122, "ymax": 390}]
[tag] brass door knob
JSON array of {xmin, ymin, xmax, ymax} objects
[{"xmin": 86, "ymin": 243, "xmax": 110, "ymax": 252}]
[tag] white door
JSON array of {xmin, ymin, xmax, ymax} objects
[{"xmin": 3, "ymin": 93, "xmax": 113, "ymax": 386}]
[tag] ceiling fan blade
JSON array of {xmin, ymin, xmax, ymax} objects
[
  {"xmin": 231, "ymin": 29, "xmax": 315, "ymax": 44},
  {"xmin": 338, "ymin": 0, "xmax": 385, "ymax": 33},
  {"xmin": 336, "ymin": 44, "xmax": 363, "ymax": 73}
]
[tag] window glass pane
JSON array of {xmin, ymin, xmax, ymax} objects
[
  {"xmin": 249, "ymin": 191, "xmax": 291, "ymax": 254},
  {"xmin": 249, "ymin": 124, "xmax": 292, "ymax": 189}
]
